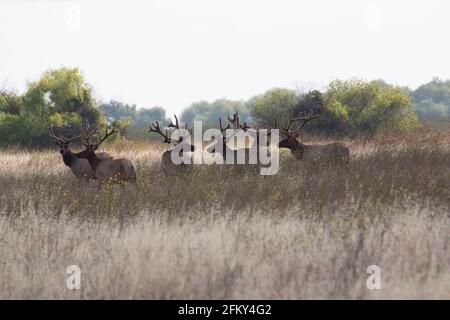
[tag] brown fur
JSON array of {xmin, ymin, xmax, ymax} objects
[
  {"xmin": 77, "ymin": 149, "xmax": 137, "ymax": 184},
  {"xmin": 279, "ymin": 137, "xmax": 350, "ymax": 163},
  {"xmin": 57, "ymin": 142, "xmax": 112, "ymax": 181},
  {"xmin": 160, "ymin": 143, "xmax": 195, "ymax": 175}
]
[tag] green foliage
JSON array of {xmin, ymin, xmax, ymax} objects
[
  {"xmin": 0, "ymin": 90, "xmax": 23, "ymax": 115},
  {"xmin": 317, "ymin": 100, "xmax": 351, "ymax": 134},
  {"xmin": 292, "ymin": 90, "xmax": 325, "ymax": 116},
  {"xmin": 181, "ymin": 98, "xmax": 251, "ymax": 127},
  {"xmin": 24, "ymin": 67, "xmax": 104, "ymax": 124},
  {"xmin": 99, "ymin": 100, "xmax": 170, "ymax": 141},
  {"xmin": 412, "ymin": 78, "xmax": 450, "ymax": 121},
  {"xmin": 99, "ymin": 100, "xmax": 168, "ymax": 129},
  {"xmin": 135, "ymin": 107, "xmax": 167, "ymax": 129},
  {"xmin": 415, "ymin": 99, "xmax": 449, "ymax": 120},
  {"xmin": 0, "ymin": 114, "xmax": 35, "ymax": 145},
  {"xmin": 250, "ymin": 83, "xmax": 418, "ymax": 136},
  {"xmin": 0, "ymin": 67, "xmax": 106, "ymax": 147},
  {"xmin": 249, "ymin": 88, "xmax": 297, "ymax": 127},
  {"xmin": 0, "ymin": 68, "xmax": 436, "ymax": 147},
  {"xmin": 321, "ymin": 79, "xmax": 418, "ymax": 135},
  {"xmin": 100, "ymin": 100, "xmax": 137, "ymax": 121}
]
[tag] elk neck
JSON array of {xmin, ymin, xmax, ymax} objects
[
  {"xmin": 289, "ymin": 139, "xmax": 306, "ymax": 159},
  {"xmin": 62, "ymin": 149, "xmax": 74, "ymax": 167},
  {"xmin": 85, "ymin": 153, "xmax": 101, "ymax": 171},
  {"xmin": 75, "ymin": 150, "xmax": 101, "ymax": 170}
]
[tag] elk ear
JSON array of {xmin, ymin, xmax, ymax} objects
[{"xmin": 54, "ymin": 140, "xmax": 61, "ymax": 146}]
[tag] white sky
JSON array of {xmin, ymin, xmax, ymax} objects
[{"xmin": 0, "ymin": 0, "xmax": 449, "ymax": 115}]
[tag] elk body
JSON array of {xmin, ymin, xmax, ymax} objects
[
  {"xmin": 78, "ymin": 124, "xmax": 137, "ymax": 184},
  {"xmin": 149, "ymin": 116, "xmax": 195, "ymax": 175},
  {"xmin": 278, "ymin": 112, "xmax": 350, "ymax": 163},
  {"xmin": 48, "ymin": 125, "xmax": 112, "ymax": 181}
]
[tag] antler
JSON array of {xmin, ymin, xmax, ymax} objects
[
  {"xmin": 167, "ymin": 114, "xmax": 180, "ymax": 130},
  {"xmin": 82, "ymin": 121, "xmax": 118, "ymax": 149},
  {"xmin": 219, "ymin": 118, "xmax": 232, "ymax": 133},
  {"xmin": 96, "ymin": 126, "xmax": 118, "ymax": 147},
  {"xmin": 168, "ymin": 114, "xmax": 192, "ymax": 137},
  {"xmin": 228, "ymin": 113, "xmax": 239, "ymax": 129},
  {"xmin": 150, "ymin": 115, "xmax": 192, "ymax": 144},
  {"xmin": 280, "ymin": 110, "xmax": 319, "ymax": 136},
  {"xmin": 48, "ymin": 123, "xmax": 82, "ymax": 144},
  {"xmin": 148, "ymin": 120, "xmax": 171, "ymax": 144},
  {"xmin": 81, "ymin": 119, "xmax": 98, "ymax": 143},
  {"xmin": 227, "ymin": 112, "xmax": 250, "ymax": 131}
]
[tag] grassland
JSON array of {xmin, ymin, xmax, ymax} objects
[{"xmin": 0, "ymin": 128, "xmax": 449, "ymax": 299}]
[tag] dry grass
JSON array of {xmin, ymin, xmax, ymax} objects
[{"xmin": 0, "ymin": 130, "xmax": 449, "ymax": 299}]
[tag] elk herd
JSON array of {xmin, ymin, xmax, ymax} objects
[{"xmin": 48, "ymin": 111, "xmax": 350, "ymax": 185}]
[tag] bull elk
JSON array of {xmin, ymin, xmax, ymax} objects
[
  {"xmin": 148, "ymin": 115, "xmax": 195, "ymax": 175},
  {"xmin": 77, "ymin": 122, "xmax": 137, "ymax": 184},
  {"xmin": 277, "ymin": 111, "xmax": 350, "ymax": 163},
  {"xmin": 205, "ymin": 113, "xmax": 255, "ymax": 166},
  {"xmin": 208, "ymin": 112, "xmax": 275, "ymax": 166},
  {"xmin": 48, "ymin": 124, "xmax": 112, "ymax": 181}
]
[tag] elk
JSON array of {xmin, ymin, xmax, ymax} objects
[
  {"xmin": 208, "ymin": 112, "xmax": 275, "ymax": 165},
  {"xmin": 277, "ymin": 111, "xmax": 350, "ymax": 163},
  {"xmin": 77, "ymin": 122, "xmax": 137, "ymax": 184},
  {"xmin": 148, "ymin": 115, "xmax": 195, "ymax": 175},
  {"xmin": 48, "ymin": 124, "xmax": 112, "ymax": 181},
  {"xmin": 205, "ymin": 113, "xmax": 257, "ymax": 165}
]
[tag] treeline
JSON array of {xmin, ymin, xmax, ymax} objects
[
  {"xmin": 0, "ymin": 67, "xmax": 448, "ymax": 147},
  {"xmin": 413, "ymin": 78, "xmax": 450, "ymax": 120}
]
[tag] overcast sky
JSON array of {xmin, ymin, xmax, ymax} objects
[{"xmin": 0, "ymin": 0, "xmax": 449, "ymax": 115}]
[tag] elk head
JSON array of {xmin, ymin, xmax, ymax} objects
[
  {"xmin": 48, "ymin": 124, "xmax": 82, "ymax": 165},
  {"xmin": 278, "ymin": 111, "xmax": 319, "ymax": 150}
]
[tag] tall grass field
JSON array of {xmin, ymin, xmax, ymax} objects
[{"xmin": 0, "ymin": 129, "xmax": 449, "ymax": 299}]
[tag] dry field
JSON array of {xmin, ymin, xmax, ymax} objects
[{"xmin": 0, "ymin": 129, "xmax": 449, "ymax": 299}]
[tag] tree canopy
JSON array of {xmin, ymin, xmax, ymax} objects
[
  {"xmin": 181, "ymin": 98, "xmax": 251, "ymax": 128},
  {"xmin": 319, "ymin": 79, "xmax": 419, "ymax": 135},
  {"xmin": 412, "ymin": 78, "xmax": 450, "ymax": 120},
  {"xmin": 249, "ymin": 80, "xmax": 419, "ymax": 135},
  {"xmin": 249, "ymin": 88, "xmax": 298, "ymax": 128},
  {"xmin": 0, "ymin": 67, "xmax": 104, "ymax": 147},
  {"xmin": 0, "ymin": 67, "xmax": 443, "ymax": 148},
  {"xmin": 99, "ymin": 100, "xmax": 168, "ymax": 129}
]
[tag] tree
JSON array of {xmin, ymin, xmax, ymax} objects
[
  {"xmin": 249, "ymin": 88, "xmax": 298, "ymax": 127},
  {"xmin": 99, "ymin": 100, "xmax": 137, "ymax": 123},
  {"xmin": 292, "ymin": 90, "xmax": 325, "ymax": 116},
  {"xmin": 99, "ymin": 100, "xmax": 168, "ymax": 128},
  {"xmin": 291, "ymin": 90, "xmax": 326, "ymax": 133},
  {"xmin": 181, "ymin": 98, "xmax": 251, "ymax": 128},
  {"xmin": 98, "ymin": 100, "xmax": 171, "ymax": 141},
  {"xmin": 0, "ymin": 89, "xmax": 23, "ymax": 115},
  {"xmin": 0, "ymin": 67, "xmax": 106, "ymax": 147},
  {"xmin": 415, "ymin": 99, "xmax": 449, "ymax": 120},
  {"xmin": 135, "ymin": 107, "xmax": 167, "ymax": 128},
  {"xmin": 412, "ymin": 78, "xmax": 450, "ymax": 121},
  {"xmin": 322, "ymin": 79, "xmax": 418, "ymax": 135}
]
